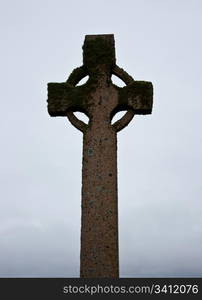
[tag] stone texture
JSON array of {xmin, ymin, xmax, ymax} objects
[{"xmin": 47, "ymin": 34, "xmax": 153, "ymax": 278}]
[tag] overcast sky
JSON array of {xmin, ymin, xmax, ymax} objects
[{"xmin": 0, "ymin": 0, "xmax": 202, "ymax": 277}]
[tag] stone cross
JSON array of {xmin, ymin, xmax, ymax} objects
[{"xmin": 47, "ymin": 34, "xmax": 153, "ymax": 278}]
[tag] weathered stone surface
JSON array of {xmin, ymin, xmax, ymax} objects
[
  {"xmin": 47, "ymin": 34, "xmax": 153, "ymax": 118},
  {"xmin": 47, "ymin": 34, "xmax": 153, "ymax": 278}
]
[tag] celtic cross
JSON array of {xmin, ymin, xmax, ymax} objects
[{"xmin": 47, "ymin": 34, "xmax": 153, "ymax": 278}]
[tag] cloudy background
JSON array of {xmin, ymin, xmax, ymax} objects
[{"xmin": 0, "ymin": 0, "xmax": 202, "ymax": 277}]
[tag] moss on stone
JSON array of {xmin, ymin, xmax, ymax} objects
[
  {"xmin": 67, "ymin": 66, "xmax": 87, "ymax": 86},
  {"xmin": 48, "ymin": 77, "xmax": 98, "ymax": 117},
  {"xmin": 48, "ymin": 35, "xmax": 153, "ymax": 118},
  {"xmin": 82, "ymin": 36, "xmax": 116, "ymax": 74},
  {"xmin": 115, "ymin": 81, "xmax": 153, "ymax": 114}
]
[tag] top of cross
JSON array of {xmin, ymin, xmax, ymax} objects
[
  {"xmin": 83, "ymin": 34, "xmax": 115, "ymax": 75},
  {"xmin": 47, "ymin": 34, "xmax": 153, "ymax": 133}
]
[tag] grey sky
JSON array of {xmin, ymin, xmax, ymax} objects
[{"xmin": 0, "ymin": 0, "xmax": 202, "ymax": 277}]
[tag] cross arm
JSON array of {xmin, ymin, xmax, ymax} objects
[
  {"xmin": 111, "ymin": 80, "xmax": 153, "ymax": 132},
  {"xmin": 47, "ymin": 82, "xmax": 87, "ymax": 117},
  {"xmin": 117, "ymin": 80, "xmax": 153, "ymax": 115}
]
